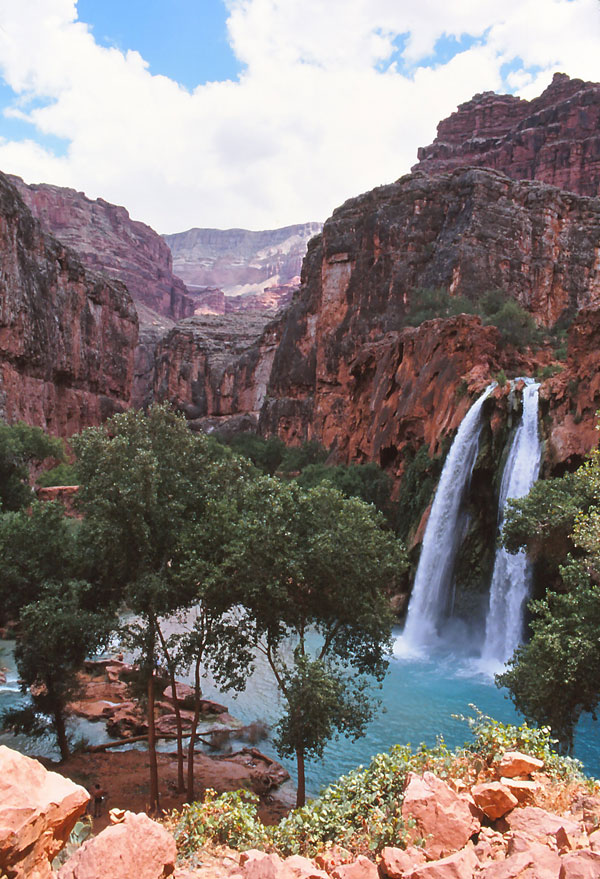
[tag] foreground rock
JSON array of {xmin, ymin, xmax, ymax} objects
[
  {"xmin": 401, "ymin": 770, "xmax": 480, "ymax": 858},
  {"xmin": 57, "ymin": 810, "xmax": 176, "ymax": 879},
  {"xmin": 0, "ymin": 745, "xmax": 88, "ymax": 879}
]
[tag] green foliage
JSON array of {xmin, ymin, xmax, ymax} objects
[
  {"xmin": 483, "ymin": 300, "xmax": 542, "ymax": 349},
  {"xmin": 498, "ymin": 445, "xmax": 600, "ymax": 751},
  {"xmin": 0, "ymin": 501, "xmax": 79, "ymax": 622},
  {"xmin": 209, "ymin": 477, "xmax": 407, "ymax": 804},
  {"xmin": 536, "ymin": 364, "xmax": 564, "ymax": 381},
  {"xmin": 280, "ymin": 440, "xmax": 328, "ymax": 473},
  {"xmin": 0, "ymin": 421, "xmax": 64, "ymax": 511},
  {"xmin": 223, "ymin": 432, "xmax": 286, "ymax": 475},
  {"xmin": 3, "ymin": 581, "xmax": 113, "ymax": 759},
  {"xmin": 495, "ymin": 369, "xmax": 507, "ymax": 388},
  {"xmin": 497, "ymin": 564, "xmax": 600, "ymax": 752},
  {"xmin": 296, "ymin": 462, "xmax": 394, "ymax": 525},
  {"xmin": 170, "ymin": 711, "xmax": 590, "ymax": 861},
  {"xmin": 170, "ymin": 790, "xmax": 270, "ymax": 856},
  {"xmin": 37, "ymin": 462, "xmax": 79, "ymax": 487},
  {"xmin": 403, "ymin": 287, "xmax": 475, "ymax": 327},
  {"xmin": 396, "ymin": 445, "xmax": 444, "ymax": 541},
  {"xmin": 459, "ymin": 707, "xmax": 586, "ymax": 779}
]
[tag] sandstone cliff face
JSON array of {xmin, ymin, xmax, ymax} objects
[
  {"xmin": 8, "ymin": 176, "xmax": 194, "ymax": 322},
  {"xmin": 163, "ymin": 223, "xmax": 322, "ymax": 314},
  {"xmin": 260, "ymin": 167, "xmax": 600, "ymax": 472},
  {"xmin": 0, "ymin": 172, "xmax": 138, "ymax": 436},
  {"xmin": 415, "ymin": 73, "xmax": 600, "ymax": 197},
  {"xmin": 136, "ymin": 312, "xmax": 281, "ymax": 433}
]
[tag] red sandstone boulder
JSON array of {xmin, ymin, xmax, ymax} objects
[
  {"xmin": 500, "ymin": 777, "xmax": 540, "ymax": 803},
  {"xmin": 588, "ymin": 829, "xmax": 600, "ymax": 851},
  {"xmin": 497, "ymin": 752, "xmax": 544, "ymax": 778},
  {"xmin": 559, "ymin": 849, "xmax": 600, "ymax": 878},
  {"xmin": 0, "ymin": 745, "xmax": 89, "ymax": 879},
  {"xmin": 57, "ymin": 810, "xmax": 176, "ymax": 879},
  {"xmin": 239, "ymin": 850, "xmax": 295, "ymax": 879},
  {"xmin": 479, "ymin": 843, "xmax": 561, "ymax": 879},
  {"xmin": 405, "ymin": 845, "xmax": 479, "ymax": 879},
  {"xmin": 330, "ymin": 855, "xmax": 378, "ymax": 879},
  {"xmin": 503, "ymin": 806, "xmax": 581, "ymax": 843},
  {"xmin": 379, "ymin": 845, "xmax": 426, "ymax": 877},
  {"xmin": 471, "ymin": 782, "xmax": 519, "ymax": 820},
  {"xmin": 401, "ymin": 771, "xmax": 480, "ymax": 859},
  {"xmin": 284, "ymin": 854, "xmax": 329, "ymax": 878},
  {"xmin": 314, "ymin": 846, "xmax": 353, "ymax": 872}
]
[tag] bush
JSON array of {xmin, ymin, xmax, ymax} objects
[
  {"xmin": 483, "ymin": 300, "xmax": 542, "ymax": 349},
  {"xmin": 169, "ymin": 790, "xmax": 270, "ymax": 856},
  {"xmin": 37, "ymin": 462, "xmax": 79, "ymax": 487},
  {"xmin": 403, "ymin": 288, "xmax": 475, "ymax": 327}
]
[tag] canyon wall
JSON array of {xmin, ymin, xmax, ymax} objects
[
  {"xmin": 9, "ymin": 176, "xmax": 194, "ymax": 322},
  {"xmin": 259, "ymin": 167, "xmax": 600, "ymax": 473},
  {"xmin": 163, "ymin": 223, "xmax": 322, "ymax": 314},
  {"xmin": 0, "ymin": 172, "xmax": 138, "ymax": 436},
  {"xmin": 414, "ymin": 73, "xmax": 600, "ymax": 197}
]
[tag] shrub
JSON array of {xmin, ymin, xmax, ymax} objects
[{"xmin": 37, "ymin": 462, "xmax": 79, "ymax": 487}]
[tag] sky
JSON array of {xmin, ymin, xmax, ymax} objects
[{"xmin": 0, "ymin": 1, "xmax": 598, "ymax": 234}]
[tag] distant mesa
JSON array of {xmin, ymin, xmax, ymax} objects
[{"xmin": 163, "ymin": 223, "xmax": 323, "ymax": 315}]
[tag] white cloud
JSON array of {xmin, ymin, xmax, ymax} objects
[{"xmin": 0, "ymin": 0, "xmax": 598, "ymax": 232}]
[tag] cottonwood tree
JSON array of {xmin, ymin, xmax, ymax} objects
[
  {"xmin": 213, "ymin": 477, "xmax": 407, "ymax": 806},
  {"xmin": 73, "ymin": 404, "xmax": 256, "ymax": 809}
]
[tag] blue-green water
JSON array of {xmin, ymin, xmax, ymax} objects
[{"xmin": 2, "ymin": 631, "xmax": 598, "ymax": 799}]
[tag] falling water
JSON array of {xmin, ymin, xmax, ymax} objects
[
  {"xmin": 481, "ymin": 381, "xmax": 542, "ymax": 667},
  {"xmin": 401, "ymin": 385, "xmax": 495, "ymax": 649}
]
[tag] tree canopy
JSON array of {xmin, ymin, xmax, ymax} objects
[{"xmin": 498, "ymin": 446, "xmax": 600, "ymax": 750}]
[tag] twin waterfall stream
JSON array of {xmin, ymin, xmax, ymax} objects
[{"xmin": 399, "ymin": 379, "xmax": 542, "ymax": 670}]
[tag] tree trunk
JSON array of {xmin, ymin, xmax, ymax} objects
[
  {"xmin": 147, "ymin": 650, "xmax": 160, "ymax": 813},
  {"xmin": 156, "ymin": 623, "xmax": 185, "ymax": 793},
  {"xmin": 53, "ymin": 701, "xmax": 70, "ymax": 762},
  {"xmin": 295, "ymin": 746, "xmax": 306, "ymax": 808},
  {"xmin": 186, "ymin": 653, "xmax": 202, "ymax": 802}
]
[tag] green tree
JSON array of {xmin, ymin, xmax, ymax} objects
[
  {"xmin": 73, "ymin": 404, "xmax": 255, "ymax": 809},
  {"xmin": 296, "ymin": 461, "xmax": 395, "ymax": 524},
  {"xmin": 214, "ymin": 478, "xmax": 407, "ymax": 806},
  {"xmin": 0, "ymin": 421, "xmax": 64, "ymax": 511},
  {"xmin": 498, "ymin": 447, "xmax": 600, "ymax": 750},
  {"xmin": 0, "ymin": 501, "xmax": 79, "ymax": 622},
  {"xmin": 4, "ymin": 581, "xmax": 112, "ymax": 760}
]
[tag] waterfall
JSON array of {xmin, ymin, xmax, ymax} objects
[
  {"xmin": 481, "ymin": 381, "xmax": 542, "ymax": 666},
  {"xmin": 401, "ymin": 384, "xmax": 495, "ymax": 649}
]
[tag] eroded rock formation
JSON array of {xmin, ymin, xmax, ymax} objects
[
  {"xmin": 163, "ymin": 223, "xmax": 322, "ymax": 314},
  {"xmin": 9, "ymin": 176, "xmax": 194, "ymax": 322},
  {"xmin": 0, "ymin": 172, "xmax": 138, "ymax": 436},
  {"xmin": 259, "ymin": 167, "xmax": 600, "ymax": 473},
  {"xmin": 140, "ymin": 312, "xmax": 281, "ymax": 433},
  {"xmin": 414, "ymin": 73, "xmax": 600, "ymax": 197}
]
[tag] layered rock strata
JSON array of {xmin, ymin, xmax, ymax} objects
[
  {"xmin": 0, "ymin": 173, "xmax": 138, "ymax": 436},
  {"xmin": 139, "ymin": 312, "xmax": 281, "ymax": 433},
  {"xmin": 415, "ymin": 73, "xmax": 600, "ymax": 197},
  {"xmin": 259, "ymin": 167, "xmax": 600, "ymax": 472},
  {"xmin": 8, "ymin": 176, "xmax": 194, "ymax": 322}
]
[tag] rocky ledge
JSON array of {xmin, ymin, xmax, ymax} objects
[{"xmin": 414, "ymin": 72, "xmax": 600, "ymax": 197}]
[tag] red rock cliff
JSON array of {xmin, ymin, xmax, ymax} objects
[
  {"xmin": 414, "ymin": 73, "xmax": 600, "ymax": 197},
  {"xmin": 259, "ymin": 167, "xmax": 600, "ymax": 472},
  {"xmin": 0, "ymin": 172, "xmax": 138, "ymax": 436},
  {"xmin": 8, "ymin": 176, "xmax": 194, "ymax": 323}
]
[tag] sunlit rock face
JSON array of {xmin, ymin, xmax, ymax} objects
[
  {"xmin": 163, "ymin": 223, "xmax": 322, "ymax": 314},
  {"xmin": 414, "ymin": 73, "xmax": 600, "ymax": 198},
  {"xmin": 259, "ymin": 166, "xmax": 600, "ymax": 473},
  {"xmin": 0, "ymin": 172, "xmax": 138, "ymax": 436},
  {"xmin": 8, "ymin": 175, "xmax": 194, "ymax": 322}
]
